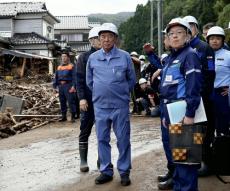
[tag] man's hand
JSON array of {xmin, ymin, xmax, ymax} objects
[
  {"xmin": 131, "ymin": 57, "xmax": 140, "ymax": 65},
  {"xmin": 69, "ymin": 87, "xmax": 76, "ymax": 93},
  {"xmin": 136, "ymin": 98, "xmax": 143, "ymax": 102},
  {"xmin": 162, "ymin": 118, "xmax": 168, "ymax": 128},
  {"xmin": 221, "ymin": 87, "xmax": 229, "ymax": 96},
  {"xmin": 143, "ymin": 43, "xmax": 155, "ymax": 54},
  {"xmin": 53, "ymin": 89, "xmax": 59, "ymax": 94},
  {"xmin": 183, "ymin": 116, "xmax": 194, "ymax": 125},
  {"xmin": 80, "ymin": 99, "xmax": 88, "ymax": 111}
]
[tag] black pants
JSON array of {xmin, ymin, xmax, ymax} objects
[
  {"xmin": 202, "ymin": 96, "xmax": 215, "ymax": 165},
  {"xmin": 79, "ymin": 100, "xmax": 95, "ymax": 143}
]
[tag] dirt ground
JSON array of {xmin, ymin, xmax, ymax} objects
[{"xmin": 0, "ymin": 116, "xmax": 230, "ymax": 191}]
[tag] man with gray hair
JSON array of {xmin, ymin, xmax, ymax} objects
[{"xmin": 86, "ymin": 23, "xmax": 136, "ymax": 186}]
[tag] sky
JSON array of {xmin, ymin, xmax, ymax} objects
[{"xmin": 3, "ymin": 0, "xmax": 149, "ymax": 16}]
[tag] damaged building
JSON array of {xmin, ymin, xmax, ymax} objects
[{"xmin": 0, "ymin": 1, "xmax": 62, "ymax": 78}]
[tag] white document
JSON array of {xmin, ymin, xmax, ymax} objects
[{"xmin": 166, "ymin": 98, "xmax": 207, "ymax": 124}]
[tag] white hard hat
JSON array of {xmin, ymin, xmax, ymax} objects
[
  {"xmin": 207, "ymin": 26, "xmax": 225, "ymax": 38},
  {"xmin": 139, "ymin": 78, "xmax": 147, "ymax": 85},
  {"xmin": 183, "ymin": 15, "xmax": 198, "ymax": 25},
  {"xmin": 162, "ymin": 28, "xmax": 167, "ymax": 33},
  {"xmin": 98, "ymin": 23, "xmax": 118, "ymax": 35},
  {"xmin": 139, "ymin": 55, "xmax": 146, "ymax": 60},
  {"xmin": 88, "ymin": 26, "xmax": 101, "ymax": 39},
  {"xmin": 166, "ymin": 17, "xmax": 191, "ymax": 33},
  {"xmin": 130, "ymin": 51, "xmax": 138, "ymax": 57},
  {"xmin": 160, "ymin": 53, "xmax": 168, "ymax": 61}
]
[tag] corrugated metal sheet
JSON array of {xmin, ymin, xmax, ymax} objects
[
  {"xmin": 0, "ymin": 2, "xmax": 47, "ymax": 17},
  {"xmin": 0, "ymin": 47, "xmax": 54, "ymax": 60},
  {"xmin": 54, "ymin": 16, "xmax": 90, "ymax": 30}
]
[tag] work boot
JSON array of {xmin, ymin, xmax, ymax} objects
[
  {"xmin": 58, "ymin": 113, "xmax": 67, "ymax": 122},
  {"xmin": 79, "ymin": 143, "xmax": 89, "ymax": 172},
  {"xmin": 71, "ymin": 113, "xmax": 75, "ymax": 123},
  {"xmin": 95, "ymin": 173, "xmax": 113, "ymax": 184},
  {"xmin": 158, "ymin": 178, "xmax": 173, "ymax": 190},
  {"xmin": 198, "ymin": 161, "xmax": 210, "ymax": 177},
  {"xmin": 158, "ymin": 171, "xmax": 173, "ymax": 182},
  {"xmin": 120, "ymin": 174, "xmax": 131, "ymax": 186}
]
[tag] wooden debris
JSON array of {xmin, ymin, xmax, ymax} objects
[{"xmin": 0, "ymin": 76, "xmax": 65, "ymax": 139}]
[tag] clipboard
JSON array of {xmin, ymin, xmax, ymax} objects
[{"xmin": 166, "ymin": 98, "xmax": 207, "ymax": 124}]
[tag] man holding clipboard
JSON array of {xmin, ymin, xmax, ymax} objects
[{"xmin": 158, "ymin": 18, "xmax": 202, "ymax": 190}]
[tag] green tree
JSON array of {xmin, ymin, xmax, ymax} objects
[
  {"xmin": 118, "ymin": 0, "xmax": 230, "ymax": 52},
  {"xmin": 119, "ymin": 2, "xmax": 157, "ymax": 54}
]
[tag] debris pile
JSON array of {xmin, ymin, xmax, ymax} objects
[{"xmin": 0, "ymin": 76, "xmax": 61, "ymax": 139}]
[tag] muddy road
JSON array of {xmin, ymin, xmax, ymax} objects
[{"xmin": 0, "ymin": 116, "xmax": 229, "ymax": 191}]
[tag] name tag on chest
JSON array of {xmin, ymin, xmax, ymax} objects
[{"xmin": 165, "ymin": 75, "xmax": 173, "ymax": 82}]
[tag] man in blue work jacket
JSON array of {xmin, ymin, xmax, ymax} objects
[
  {"xmin": 86, "ymin": 23, "xmax": 136, "ymax": 186},
  {"xmin": 183, "ymin": 15, "xmax": 215, "ymax": 176},
  {"xmin": 159, "ymin": 18, "xmax": 202, "ymax": 191},
  {"xmin": 53, "ymin": 51, "xmax": 77, "ymax": 122}
]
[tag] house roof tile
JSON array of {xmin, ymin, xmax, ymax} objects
[
  {"xmin": 0, "ymin": 2, "xmax": 47, "ymax": 16},
  {"xmin": 0, "ymin": 2, "xmax": 59, "ymax": 23},
  {"xmin": 54, "ymin": 16, "xmax": 90, "ymax": 29},
  {"xmin": 11, "ymin": 32, "xmax": 52, "ymax": 45},
  {"xmin": 71, "ymin": 43, "xmax": 91, "ymax": 52}
]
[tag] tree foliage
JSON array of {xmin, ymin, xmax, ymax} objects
[
  {"xmin": 119, "ymin": 2, "xmax": 154, "ymax": 53},
  {"xmin": 119, "ymin": 0, "xmax": 230, "ymax": 53},
  {"xmin": 88, "ymin": 12, "xmax": 134, "ymax": 27}
]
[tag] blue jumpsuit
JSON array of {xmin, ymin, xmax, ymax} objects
[
  {"xmin": 86, "ymin": 46, "xmax": 136, "ymax": 177},
  {"xmin": 53, "ymin": 63, "xmax": 76, "ymax": 115},
  {"xmin": 160, "ymin": 44, "xmax": 202, "ymax": 191},
  {"xmin": 213, "ymin": 48, "xmax": 230, "ymax": 136},
  {"xmin": 147, "ymin": 52, "xmax": 175, "ymax": 173},
  {"xmin": 190, "ymin": 36, "xmax": 215, "ymax": 166}
]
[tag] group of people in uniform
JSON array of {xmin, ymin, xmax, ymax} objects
[
  {"xmin": 129, "ymin": 50, "xmax": 161, "ymax": 116},
  {"xmin": 52, "ymin": 14, "xmax": 230, "ymax": 190},
  {"xmin": 143, "ymin": 16, "xmax": 230, "ymax": 190}
]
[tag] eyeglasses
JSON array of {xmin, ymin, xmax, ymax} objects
[{"xmin": 167, "ymin": 30, "xmax": 186, "ymax": 37}]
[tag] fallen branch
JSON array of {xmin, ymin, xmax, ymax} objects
[
  {"xmin": 31, "ymin": 121, "xmax": 49, "ymax": 130},
  {"xmin": 13, "ymin": 114, "xmax": 61, "ymax": 117},
  {"xmin": 12, "ymin": 120, "xmax": 31, "ymax": 131},
  {"xmin": 9, "ymin": 113, "xmax": 18, "ymax": 125}
]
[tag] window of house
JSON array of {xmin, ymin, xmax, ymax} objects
[{"xmin": 61, "ymin": 34, "xmax": 83, "ymax": 42}]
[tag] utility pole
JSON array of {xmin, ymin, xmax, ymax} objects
[
  {"xmin": 157, "ymin": 0, "xmax": 163, "ymax": 57},
  {"xmin": 150, "ymin": 0, "xmax": 153, "ymax": 45},
  {"xmin": 152, "ymin": 0, "xmax": 163, "ymax": 57}
]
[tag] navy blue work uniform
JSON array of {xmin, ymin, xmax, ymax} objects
[
  {"xmin": 190, "ymin": 36, "xmax": 216, "ymax": 165},
  {"xmin": 147, "ymin": 52, "xmax": 176, "ymax": 173},
  {"xmin": 160, "ymin": 44, "xmax": 202, "ymax": 191},
  {"xmin": 76, "ymin": 47, "xmax": 97, "ymax": 145},
  {"xmin": 213, "ymin": 48, "xmax": 230, "ymax": 135},
  {"xmin": 86, "ymin": 46, "xmax": 136, "ymax": 177},
  {"xmin": 53, "ymin": 63, "xmax": 76, "ymax": 115}
]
